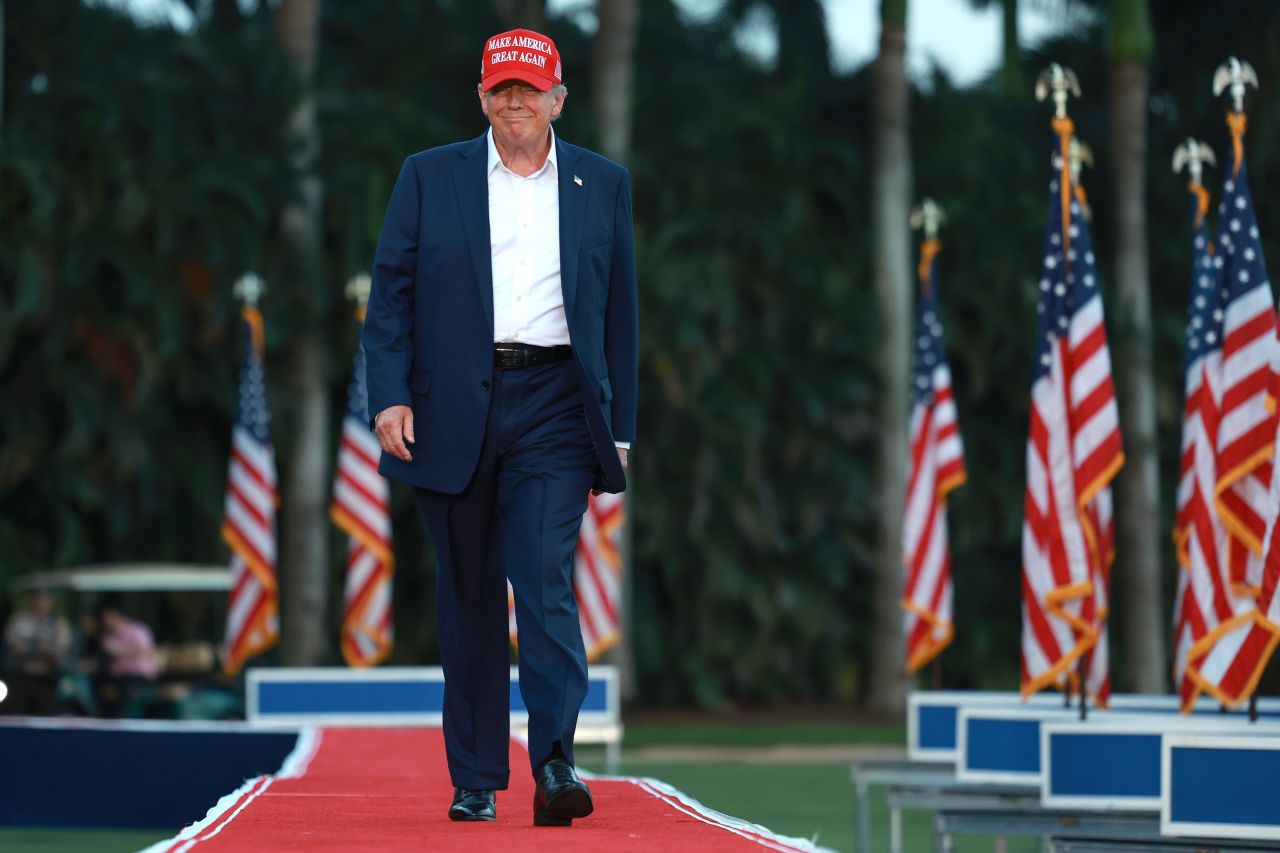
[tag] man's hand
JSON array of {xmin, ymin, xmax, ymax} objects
[
  {"xmin": 374, "ymin": 405, "xmax": 415, "ymax": 462},
  {"xmin": 592, "ymin": 447, "xmax": 628, "ymax": 496}
]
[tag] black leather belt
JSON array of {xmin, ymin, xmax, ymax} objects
[{"xmin": 493, "ymin": 343, "xmax": 572, "ymax": 370}]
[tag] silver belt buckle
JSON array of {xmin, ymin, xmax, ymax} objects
[{"xmin": 495, "ymin": 346, "xmax": 523, "ymax": 370}]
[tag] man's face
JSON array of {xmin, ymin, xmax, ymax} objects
[{"xmin": 479, "ymin": 79, "xmax": 564, "ymax": 149}]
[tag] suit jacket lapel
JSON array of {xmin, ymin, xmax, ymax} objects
[
  {"xmin": 557, "ymin": 137, "xmax": 585, "ymax": 324},
  {"xmin": 452, "ymin": 134, "xmax": 494, "ymax": 334}
]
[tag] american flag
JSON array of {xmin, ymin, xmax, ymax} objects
[
  {"xmin": 1082, "ymin": 477, "xmax": 1114, "ymax": 705},
  {"xmin": 1183, "ymin": 127, "xmax": 1280, "ymax": 708},
  {"xmin": 332, "ymin": 338, "xmax": 394, "ymax": 668},
  {"xmin": 1249, "ymin": 489, "xmax": 1280, "ymax": 676},
  {"xmin": 902, "ymin": 238, "xmax": 965, "ymax": 675},
  {"xmin": 1212, "ymin": 139, "xmax": 1277, "ymax": 600},
  {"xmin": 509, "ymin": 492, "xmax": 625, "ymax": 661},
  {"xmin": 1172, "ymin": 181, "xmax": 1235, "ymax": 708},
  {"xmin": 1073, "ymin": 197, "xmax": 1115, "ymax": 707},
  {"xmin": 1216, "ymin": 450, "xmax": 1280, "ymax": 701},
  {"xmin": 1020, "ymin": 140, "xmax": 1123, "ymax": 702},
  {"xmin": 222, "ymin": 307, "xmax": 279, "ymax": 675},
  {"xmin": 1188, "ymin": 373, "xmax": 1280, "ymax": 707}
]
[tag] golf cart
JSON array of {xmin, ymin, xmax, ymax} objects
[{"xmin": 8, "ymin": 563, "xmax": 244, "ymax": 720}]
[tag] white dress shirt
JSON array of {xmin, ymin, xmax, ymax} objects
[
  {"xmin": 487, "ymin": 128, "xmax": 570, "ymax": 347},
  {"xmin": 486, "ymin": 129, "xmax": 630, "ymax": 451}
]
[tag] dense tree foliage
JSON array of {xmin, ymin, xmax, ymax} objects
[{"xmin": 3, "ymin": 0, "xmax": 1279, "ymax": 707}]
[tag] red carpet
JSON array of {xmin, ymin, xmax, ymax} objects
[{"xmin": 143, "ymin": 728, "xmax": 826, "ymax": 852}]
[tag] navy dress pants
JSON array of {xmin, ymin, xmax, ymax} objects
[{"xmin": 415, "ymin": 359, "xmax": 597, "ymax": 791}]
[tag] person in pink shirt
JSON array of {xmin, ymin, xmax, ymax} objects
[{"xmin": 93, "ymin": 602, "xmax": 158, "ymax": 716}]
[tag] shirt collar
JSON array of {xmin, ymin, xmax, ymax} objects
[{"xmin": 486, "ymin": 126, "xmax": 557, "ymax": 179}]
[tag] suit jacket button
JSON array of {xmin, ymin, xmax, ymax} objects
[{"xmin": 481, "ymin": 380, "xmax": 491, "ymax": 391}]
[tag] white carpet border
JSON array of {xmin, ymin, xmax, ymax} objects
[
  {"xmin": 134, "ymin": 726, "xmax": 320, "ymax": 853},
  {"xmin": 134, "ymin": 729, "xmax": 832, "ymax": 853},
  {"xmin": 581, "ymin": 769, "xmax": 838, "ymax": 853}
]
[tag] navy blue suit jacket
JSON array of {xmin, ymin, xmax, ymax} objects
[{"xmin": 362, "ymin": 132, "xmax": 637, "ymax": 495}]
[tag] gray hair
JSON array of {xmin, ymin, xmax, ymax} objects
[{"xmin": 549, "ymin": 84, "xmax": 567, "ymax": 122}]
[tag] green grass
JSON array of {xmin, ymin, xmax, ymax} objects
[
  {"xmin": 621, "ymin": 721, "xmax": 906, "ymax": 749},
  {"xmin": 580, "ymin": 718, "xmax": 1044, "ymax": 853},
  {"xmin": 584, "ymin": 759, "xmax": 858, "ymax": 851},
  {"xmin": 578, "ymin": 758, "xmax": 1040, "ymax": 853},
  {"xmin": 581, "ymin": 753, "xmax": 1049, "ymax": 845},
  {"xmin": 0, "ymin": 828, "xmax": 170, "ymax": 853}
]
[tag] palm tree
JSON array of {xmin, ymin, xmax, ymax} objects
[
  {"xmin": 723, "ymin": 0, "xmax": 830, "ymax": 84},
  {"xmin": 971, "ymin": 0, "xmax": 1022, "ymax": 94},
  {"xmin": 592, "ymin": 0, "xmax": 639, "ymax": 166},
  {"xmin": 592, "ymin": 0, "xmax": 639, "ymax": 699},
  {"xmin": 276, "ymin": 0, "xmax": 330, "ymax": 666},
  {"xmin": 867, "ymin": 0, "xmax": 912, "ymax": 716},
  {"xmin": 1108, "ymin": 0, "xmax": 1164, "ymax": 691}
]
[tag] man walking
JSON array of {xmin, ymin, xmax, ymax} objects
[{"xmin": 362, "ymin": 28, "xmax": 637, "ymax": 826}]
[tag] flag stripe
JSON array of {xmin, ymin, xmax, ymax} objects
[
  {"xmin": 902, "ymin": 241, "xmax": 965, "ymax": 675},
  {"xmin": 334, "ymin": 340, "xmax": 395, "ymax": 669},
  {"xmin": 223, "ymin": 316, "xmax": 279, "ymax": 676},
  {"xmin": 1021, "ymin": 160, "xmax": 1118, "ymax": 703}
]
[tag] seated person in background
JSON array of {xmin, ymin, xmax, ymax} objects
[
  {"xmin": 3, "ymin": 587, "xmax": 72, "ymax": 716},
  {"xmin": 93, "ymin": 600, "xmax": 158, "ymax": 718}
]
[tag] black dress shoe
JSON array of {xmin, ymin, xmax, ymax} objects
[
  {"xmin": 449, "ymin": 788, "xmax": 496, "ymax": 822},
  {"xmin": 533, "ymin": 759, "xmax": 593, "ymax": 826}
]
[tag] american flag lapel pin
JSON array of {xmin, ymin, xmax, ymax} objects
[{"xmin": 573, "ymin": 175, "xmax": 583, "ymax": 187}]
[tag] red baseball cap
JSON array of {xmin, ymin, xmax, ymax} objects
[{"xmin": 480, "ymin": 28, "xmax": 562, "ymax": 93}]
